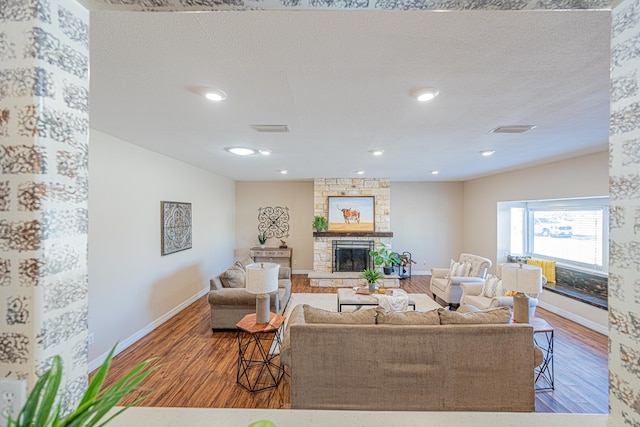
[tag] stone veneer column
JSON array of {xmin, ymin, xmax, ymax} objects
[
  {"xmin": 610, "ymin": 1, "xmax": 640, "ymax": 425},
  {"xmin": 0, "ymin": 0, "xmax": 90, "ymax": 408},
  {"xmin": 313, "ymin": 178, "xmax": 391, "ymax": 272}
]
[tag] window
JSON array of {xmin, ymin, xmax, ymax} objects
[{"xmin": 501, "ymin": 197, "xmax": 608, "ymax": 273}]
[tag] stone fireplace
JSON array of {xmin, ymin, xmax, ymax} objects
[
  {"xmin": 309, "ymin": 178, "xmax": 398, "ymax": 287},
  {"xmin": 333, "ymin": 240, "xmax": 374, "ymax": 272}
]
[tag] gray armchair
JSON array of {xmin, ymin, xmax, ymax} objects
[
  {"xmin": 430, "ymin": 253, "xmax": 492, "ymax": 308},
  {"xmin": 208, "ymin": 265, "xmax": 291, "ymax": 330}
]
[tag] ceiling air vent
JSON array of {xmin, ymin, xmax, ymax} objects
[
  {"xmin": 250, "ymin": 124, "xmax": 290, "ymax": 133},
  {"xmin": 489, "ymin": 125, "xmax": 537, "ymax": 134}
]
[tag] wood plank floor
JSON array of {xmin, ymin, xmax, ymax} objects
[{"xmin": 96, "ymin": 274, "xmax": 608, "ymax": 413}]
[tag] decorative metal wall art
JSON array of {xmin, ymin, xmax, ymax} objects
[
  {"xmin": 161, "ymin": 201, "xmax": 192, "ymax": 255},
  {"xmin": 258, "ymin": 206, "xmax": 290, "ymax": 238}
]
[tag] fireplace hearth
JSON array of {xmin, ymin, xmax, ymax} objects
[{"xmin": 333, "ymin": 240, "xmax": 374, "ymax": 272}]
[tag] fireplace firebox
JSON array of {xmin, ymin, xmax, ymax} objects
[{"xmin": 333, "ymin": 240, "xmax": 374, "ymax": 272}]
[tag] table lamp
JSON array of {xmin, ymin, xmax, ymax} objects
[
  {"xmin": 502, "ymin": 264, "xmax": 543, "ymax": 323},
  {"xmin": 245, "ymin": 262, "xmax": 280, "ymax": 324}
]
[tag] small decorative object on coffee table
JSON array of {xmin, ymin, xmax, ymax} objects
[
  {"xmin": 361, "ymin": 268, "xmax": 383, "ymax": 293},
  {"xmin": 236, "ymin": 312, "xmax": 286, "ymax": 393}
]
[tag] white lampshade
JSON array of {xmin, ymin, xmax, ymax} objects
[
  {"xmin": 502, "ymin": 264, "xmax": 543, "ymax": 295},
  {"xmin": 245, "ymin": 263, "xmax": 279, "ymax": 295}
]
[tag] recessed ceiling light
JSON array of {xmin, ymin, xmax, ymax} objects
[
  {"xmin": 279, "ymin": 170, "xmax": 288, "ymax": 174},
  {"xmin": 225, "ymin": 147, "xmax": 255, "ymax": 156},
  {"xmin": 259, "ymin": 149, "xmax": 272, "ymax": 156},
  {"xmin": 431, "ymin": 170, "xmax": 439, "ymax": 175},
  {"xmin": 489, "ymin": 125, "xmax": 536, "ymax": 134},
  {"xmin": 412, "ymin": 87, "xmax": 440, "ymax": 102},
  {"xmin": 369, "ymin": 150, "xmax": 384, "ymax": 156},
  {"xmin": 480, "ymin": 150, "xmax": 495, "ymax": 157},
  {"xmin": 355, "ymin": 170, "xmax": 365, "ymax": 175},
  {"xmin": 204, "ymin": 90, "xmax": 227, "ymax": 102}
]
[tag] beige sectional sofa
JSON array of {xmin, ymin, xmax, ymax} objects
[
  {"xmin": 207, "ymin": 259, "xmax": 291, "ymax": 330},
  {"xmin": 281, "ymin": 304, "xmax": 540, "ymax": 412}
]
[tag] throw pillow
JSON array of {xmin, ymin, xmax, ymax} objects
[
  {"xmin": 449, "ymin": 259, "xmax": 472, "ymax": 278},
  {"xmin": 481, "ymin": 274, "xmax": 503, "ymax": 298},
  {"xmin": 220, "ymin": 263, "xmax": 246, "ymax": 288},
  {"xmin": 375, "ymin": 307, "xmax": 440, "ymax": 325},
  {"xmin": 438, "ymin": 306, "xmax": 512, "ymax": 325},
  {"xmin": 237, "ymin": 256, "xmax": 255, "ymax": 270},
  {"xmin": 303, "ymin": 304, "xmax": 376, "ymax": 324}
]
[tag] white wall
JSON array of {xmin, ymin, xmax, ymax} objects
[
  {"xmin": 391, "ymin": 182, "xmax": 465, "ymax": 274},
  {"xmin": 234, "ymin": 181, "xmax": 464, "ymax": 274},
  {"xmin": 88, "ymin": 130, "xmax": 236, "ymax": 363},
  {"xmin": 235, "ymin": 181, "xmax": 314, "ymax": 271},
  {"xmin": 89, "ymin": 147, "xmax": 608, "ymax": 354},
  {"xmin": 463, "ymin": 151, "xmax": 609, "ymax": 331}
]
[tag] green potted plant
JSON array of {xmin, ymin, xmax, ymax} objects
[
  {"xmin": 312, "ymin": 215, "xmax": 328, "ymax": 232},
  {"xmin": 258, "ymin": 232, "xmax": 267, "ymax": 248},
  {"xmin": 6, "ymin": 345, "xmax": 156, "ymax": 427},
  {"xmin": 369, "ymin": 243, "xmax": 402, "ymax": 275},
  {"xmin": 361, "ymin": 268, "xmax": 384, "ymax": 293}
]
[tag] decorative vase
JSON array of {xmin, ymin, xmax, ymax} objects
[
  {"xmin": 259, "ymin": 243, "xmax": 266, "ymax": 249},
  {"xmin": 368, "ymin": 281, "xmax": 377, "ymax": 293}
]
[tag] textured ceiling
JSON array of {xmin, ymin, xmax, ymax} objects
[{"xmin": 89, "ymin": 10, "xmax": 611, "ymax": 181}]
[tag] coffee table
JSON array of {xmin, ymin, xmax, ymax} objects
[{"xmin": 337, "ymin": 288, "xmax": 416, "ymax": 312}]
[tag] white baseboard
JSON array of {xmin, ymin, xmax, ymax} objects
[
  {"xmin": 537, "ymin": 300, "xmax": 608, "ymax": 335},
  {"xmin": 410, "ymin": 270, "xmax": 430, "ymax": 276},
  {"xmin": 88, "ymin": 287, "xmax": 209, "ymax": 372}
]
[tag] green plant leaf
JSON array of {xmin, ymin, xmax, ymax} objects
[
  {"xmin": 77, "ymin": 345, "xmax": 116, "ymax": 409},
  {"xmin": 62, "ymin": 357, "xmax": 157, "ymax": 427},
  {"xmin": 10, "ymin": 343, "xmax": 157, "ymax": 427},
  {"xmin": 248, "ymin": 421, "xmax": 277, "ymax": 427},
  {"xmin": 12, "ymin": 356, "xmax": 63, "ymax": 427}
]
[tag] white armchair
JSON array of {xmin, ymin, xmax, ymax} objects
[
  {"xmin": 430, "ymin": 253, "xmax": 492, "ymax": 308},
  {"xmin": 460, "ymin": 264, "xmax": 547, "ymax": 316}
]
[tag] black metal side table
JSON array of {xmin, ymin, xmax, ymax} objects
[
  {"xmin": 531, "ymin": 317, "xmax": 554, "ymax": 391},
  {"xmin": 236, "ymin": 312, "xmax": 285, "ymax": 393}
]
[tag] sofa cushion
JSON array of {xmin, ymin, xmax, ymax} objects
[
  {"xmin": 280, "ymin": 304, "xmax": 305, "ymax": 367},
  {"xmin": 438, "ymin": 306, "xmax": 512, "ymax": 324},
  {"xmin": 303, "ymin": 304, "xmax": 376, "ymax": 324},
  {"xmin": 449, "ymin": 259, "xmax": 472, "ymax": 277},
  {"xmin": 481, "ymin": 274, "xmax": 503, "ymax": 298},
  {"xmin": 237, "ymin": 256, "xmax": 255, "ymax": 269},
  {"xmin": 220, "ymin": 263, "xmax": 246, "ymax": 288},
  {"xmin": 375, "ymin": 307, "xmax": 440, "ymax": 325},
  {"xmin": 457, "ymin": 304, "xmax": 481, "ymax": 313}
]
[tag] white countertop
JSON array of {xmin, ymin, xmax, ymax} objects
[{"xmin": 108, "ymin": 407, "xmax": 608, "ymax": 427}]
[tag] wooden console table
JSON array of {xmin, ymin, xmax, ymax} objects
[{"xmin": 250, "ymin": 247, "xmax": 292, "ymax": 268}]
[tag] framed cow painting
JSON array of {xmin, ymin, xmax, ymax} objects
[{"xmin": 327, "ymin": 196, "xmax": 375, "ymax": 232}]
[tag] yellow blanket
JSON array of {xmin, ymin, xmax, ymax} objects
[{"xmin": 527, "ymin": 258, "xmax": 556, "ymax": 283}]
